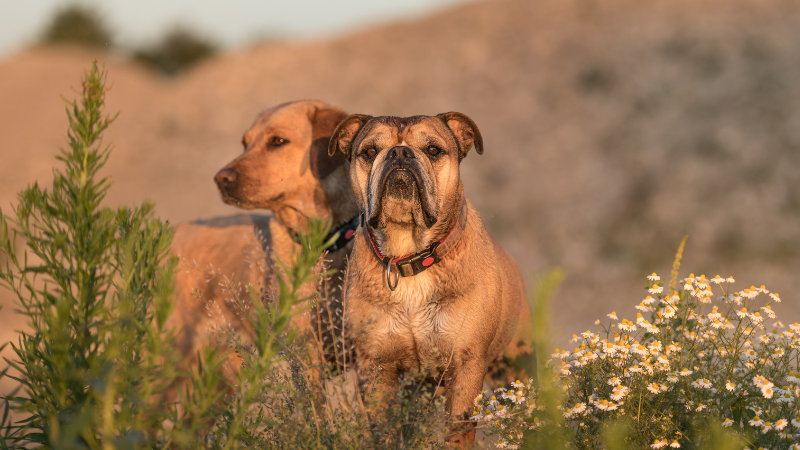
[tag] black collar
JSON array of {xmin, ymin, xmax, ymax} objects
[{"xmin": 286, "ymin": 214, "xmax": 360, "ymax": 252}]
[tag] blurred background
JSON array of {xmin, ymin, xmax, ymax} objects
[{"xmin": 1, "ymin": 0, "xmax": 799, "ymax": 396}]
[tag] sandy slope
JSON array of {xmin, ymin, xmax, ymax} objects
[{"xmin": 2, "ymin": 0, "xmax": 800, "ymax": 391}]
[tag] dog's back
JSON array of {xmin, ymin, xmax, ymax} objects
[{"xmin": 169, "ymin": 213, "xmax": 275, "ymax": 363}]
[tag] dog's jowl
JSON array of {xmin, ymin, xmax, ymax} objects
[{"xmin": 329, "ymin": 113, "xmax": 527, "ymax": 448}]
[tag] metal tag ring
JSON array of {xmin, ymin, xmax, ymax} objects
[{"xmin": 386, "ymin": 260, "xmax": 400, "ymax": 291}]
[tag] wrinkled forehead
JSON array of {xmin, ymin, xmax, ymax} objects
[{"xmin": 357, "ymin": 116, "xmax": 454, "ymax": 146}]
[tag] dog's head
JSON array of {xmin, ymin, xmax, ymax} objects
[
  {"xmin": 215, "ymin": 100, "xmax": 348, "ymax": 211},
  {"xmin": 329, "ymin": 113, "xmax": 483, "ymax": 255}
]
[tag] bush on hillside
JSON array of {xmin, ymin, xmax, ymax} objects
[
  {"xmin": 41, "ymin": 5, "xmax": 112, "ymax": 47},
  {"xmin": 133, "ymin": 28, "xmax": 216, "ymax": 76}
]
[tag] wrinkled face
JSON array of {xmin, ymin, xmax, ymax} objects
[
  {"xmin": 350, "ymin": 117, "xmax": 465, "ymax": 231},
  {"xmin": 215, "ymin": 100, "xmax": 347, "ymax": 210}
]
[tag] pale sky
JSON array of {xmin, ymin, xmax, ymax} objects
[{"xmin": 0, "ymin": 0, "xmax": 471, "ymax": 58}]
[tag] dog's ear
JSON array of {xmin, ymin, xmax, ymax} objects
[
  {"xmin": 436, "ymin": 112, "xmax": 484, "ymax": 160},
  {"xmin": 328, "ymin": 114, "xmax": 372, "ymax": 160},
  {"xmin": 309, "ymin": 105, "xmax": 349, "ymax": 179}
]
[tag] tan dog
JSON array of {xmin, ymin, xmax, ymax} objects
[
  {"xmin": 329, "ymin": 113, "xmax": 526, "ymax": 447},
  {"xmin": 167, "ymin": 100, "xmax": 358, "ymax": 374}
]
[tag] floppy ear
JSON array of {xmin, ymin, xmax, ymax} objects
[
  {"xmin": 436, "ymin": 112, "xmax": 484, "ymax": 160},
  {"xmin": 328, "ymin": 114, "xmax": 372, "ymax": 160},
  {"xmin": 309, "ymin": 105, "xmax": 349, "ymax": 179}
]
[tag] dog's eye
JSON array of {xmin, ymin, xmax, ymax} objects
[
  {"xmin": 363, "ymin": 147, "xmax": 377, "ymax": 158},
  {"xmin": 270, "ymin": 136, "xmax": 287, "ymax": 147},
  {"xmin": 427, "ymin": 146, "xmax": 441, "ymax": 156}
]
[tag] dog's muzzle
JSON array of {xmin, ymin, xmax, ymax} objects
[{"xmin": 369, "ymin": 147, "xmax": 437, "ymax": 228}]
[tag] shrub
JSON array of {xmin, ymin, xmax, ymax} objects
[
  {"xmin": 41, "ymin": 5, "xmax": 112, "ymax": 47},
  {"xmin": 133, "ymin": 29, "xmax": 216, "ymax": 76},
  {"xmin": 476, "ymin": 240, "xmax": 800, "ymax": 449}
]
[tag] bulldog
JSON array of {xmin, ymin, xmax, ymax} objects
[{"xmin": 329, "ymin": 112, "xmax": 527, "ymax": 447}]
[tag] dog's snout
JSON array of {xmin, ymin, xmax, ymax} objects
[
  {"xmin": 387, "ymin": 146, "xmax": 415, "ymax": 160},
  {"xmin": 215, "ymin": 168, "xmax": 238, "ymax": 188}
]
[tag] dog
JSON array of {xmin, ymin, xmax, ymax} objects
[
  {"xmin": 167, "ymin": 100, "xmax": 358, "ymax": 378},
  {"xmin": 329, "ymin": 112, "xmax": 527, "ymax": 447}
]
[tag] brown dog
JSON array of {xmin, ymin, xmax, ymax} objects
[
  {"xmin": 167, "ymin": 100, "xmax": 358, "ymax": 375},
  {"xmin": 329, "ymin": 113, "xmax": 527, "ymax": 447}
]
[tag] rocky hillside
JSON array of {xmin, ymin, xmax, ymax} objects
[{"xmin": 2, "ymin": 0, "xmax": 800, "ymax": 361}]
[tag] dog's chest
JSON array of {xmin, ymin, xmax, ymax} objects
[{"xmin": 369, "ymin": 271, "xmax": 458, "ymax": 361}]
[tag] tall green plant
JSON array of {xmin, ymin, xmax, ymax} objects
[{"xmin": 0, "ymin": 62, "xmax": 181, "ymax": 448}]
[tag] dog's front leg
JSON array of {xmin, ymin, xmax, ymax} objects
[{"xmin": 443, "ymin": 356, "xmax": 486, "ymax": 449}]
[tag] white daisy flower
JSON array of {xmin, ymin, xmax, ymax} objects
[
  {"xmin": 721, "ymin": 418, "xmax": 734, "ymax": 427},
  {"xmin": 610, "ymin": 386, "xmax": 628, "ymax": 401},
  {"xmin": 741, "ymin": 348, "xmax": 757, "ymax": 360},
  {"xmin": 595, "ymin": 400, "xmax": 618, "ymax": 411},
  {"xmin": 762, "ymin": 387, "xmax": 774, "ymax": 398},
  {"xmin": 666, "ymin": 372, "xmax": 679, "ymax": 383},
  {"xmin": 741, "ymin": 288, "xmax": 758, "ymax": 299},
  {"xmin": 649, "ymin": 284, "xmax": 664, "ymax": 295},
  {"xmin": 748, "ymin": 416, "xmax": 764, "ymax": 427},
  {"xmin": 618, "ymin": 319, "xmax": 637, "ymax": 332},
  {"xmin": 607, "ymin": 311, "xmax": 618, "ymax": 320},
  {"xmin": 633, "ymin": 344, "xmax": 649, "ymax": 356},
  {"xmin": 666, "ymin": 342, "xmax": 681, "ymax": 353},
  {"xmin": 770, "ymin": 292, "xmax": 781, "ymax": 302},
  {"xmin": 647, "ymin": 273, "xmax": 660, "ymax": 281},
  {"xmin": 725, "ymin": 381, "xmax": 736, "ymax": 392},
  {"xmin": 774, "ymin": 418, "xmax": 788, "ymax": 431},
  {"xmin": 669, "ymin": 440, "xmax": 680, "ymax": 448},
  {"xmin": 710, "ymin": 275, "xmax": 725, "ymax": 284},
  {"xmin": 642, "ymin": 295, "xmax": 656, "ymax": 305},
  {"xmin": 651, "ymin": 439, "xmax": 668, "ymax": 449},
  {"xmin": 679, "ymin": 368, "xmax": 693, "ymax": 376}
]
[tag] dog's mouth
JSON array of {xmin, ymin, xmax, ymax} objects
[
  {"xmin": 368, "ymin": 164, "xmax": 437, "ymax": 229},
  {"xmin": 218, "ymin": 183, "xmax": 285, "ymax": 209}
]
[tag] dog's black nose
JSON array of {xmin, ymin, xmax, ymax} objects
[
  {"xmin": 387, "ymin": 146, "xmax": 415, "ymax": 160},
  {"xmin": 215, "ymin": 168, "xmax": 238, "ymax": 188}
]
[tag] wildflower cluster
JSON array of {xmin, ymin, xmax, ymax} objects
[{"xmin": 479, "ymin": 272, "xmax": 800, "ymax": 449}]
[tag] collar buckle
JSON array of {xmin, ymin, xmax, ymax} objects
[{"xmin": 393, "ymin": 242, "xmax": 441, "ymax": 277}]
